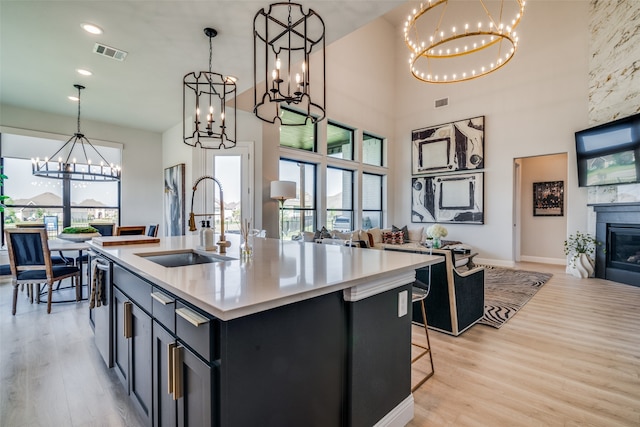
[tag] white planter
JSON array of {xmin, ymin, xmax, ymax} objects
[{"xmin": 566, "ymin": 253, "xmax": 595, "ymax": 278}]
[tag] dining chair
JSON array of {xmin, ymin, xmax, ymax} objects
[
  {"xmin": 5, "ymin": 228, "xmax": 81, "ymax": 315},
  {"xmin": 89, "ymin": 223, "xmax": 115, "ymax": 237},
  {"xmin": 115, "ymin": 225, "xmax": 146, "ymax": 236},
  {"xmin": 147, "ymin": 224, "xmax": 159, "ymax": 237}
]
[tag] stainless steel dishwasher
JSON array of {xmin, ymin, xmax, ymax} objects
[{"xmin": 88, "ymin": 252, "xmax": 113, "ymax": 368}]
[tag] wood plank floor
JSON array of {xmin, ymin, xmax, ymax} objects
[
  {"xmin": 409, "ymin": 262, "xmax": 640, "ymax": 426},
  {"xmin": 1, "ymin": 262, "xmax": 639, "ymax": 426}
]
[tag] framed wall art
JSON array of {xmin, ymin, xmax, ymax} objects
[
  {"xmin": 412, "ymin": 116, "xmax": 485, "ymax": 175},
  {"xmin": 164, "ymin": 163, "xmax": 186, "ymax": 236},
  {"xmin": 412, "ymin": 172, "xmax": 484, "ymax": 224},
  {"xmin": 533, "ymin": 181, "xmax": 564, "ymax": 216}
]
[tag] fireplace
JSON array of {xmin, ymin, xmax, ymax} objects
[{"xmin": 593, "ymin": 203, "xmax": 640, "ymax": 287}]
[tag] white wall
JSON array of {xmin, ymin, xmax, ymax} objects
[
  {"xmin": 391, "ymin": 1, "xmax": 590, "ymax": 265},
  {"xmin": 520, "ymin": 153, "xmax": 568, "ymax": 264},
  {"xmin": 0, "ymin": 104, "xmax": 163, "ymax": 228}
]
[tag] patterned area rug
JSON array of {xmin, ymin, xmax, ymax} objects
[{"xmin": 479, "ymin": 266, "xmax": 553, "ymax": 328}]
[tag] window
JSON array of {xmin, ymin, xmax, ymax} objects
[
  {"xmin": 279, "ymin": 159, "xmax": 316, "ymax": 238},
  {"xmin": 327, "ymin": 121, "xmax": 354, "ymax": 160},
  {"xmin": 1, "ymin": 133, "xmax": 121, "ymax": 243},
  {"xmin": 326, "ymin": 167, "xmax": 354, "ymax": 231},
  {"xmin": 279, "ymin": 108, "xmax": 316, "ymax": 152},
  {"xmin": 362, "ymin": 173, "xmax": 383, "ymax": 229},
  {"xmin": 363, "ymin": 133, "xmax": 384, "ymax": 166}
]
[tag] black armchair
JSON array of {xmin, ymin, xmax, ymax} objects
[{"xmin": 413, "ymin": 249, "xmax": 484, "ymax": 336}]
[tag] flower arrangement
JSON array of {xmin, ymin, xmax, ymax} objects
[
  {"xmin": 563, "ymin": 231, "xmax": 600, "ymax": 266},
  {"xmin": 427, "ymin": 224, "xmax": 448, "ymax": 239}
]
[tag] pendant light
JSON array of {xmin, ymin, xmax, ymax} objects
[{"xmin": 32, "ymin": 84, "xmax": 120, "ymax": 181}]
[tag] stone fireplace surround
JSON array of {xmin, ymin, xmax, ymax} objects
[{"xmin": 592, "ymin": 203, "xmax": 640, "ymax": 287}]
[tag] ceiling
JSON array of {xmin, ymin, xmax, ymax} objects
[{"xmin": 0, "ymin": 0, "xmax": 410, "ymax": 135}]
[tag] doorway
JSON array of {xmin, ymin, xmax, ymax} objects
[
  {"xmin": 204, "ymin": 143, "xmax": 254, "ymax": 234},
  {"xmin": 513, "ymin": 153, "xmax": 568, "ymax": 264}
]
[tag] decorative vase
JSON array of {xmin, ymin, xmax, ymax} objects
[
  {"xmin": 567, "ymin": 253, "xmax": 595, "ymax": 278},
  {"xmin": 433, "ymin": 237, "xmax": 441, "ymax": 249},
  {"xmin": 240, "ymin": 241, "xmax": 253, "ymax": 260}
]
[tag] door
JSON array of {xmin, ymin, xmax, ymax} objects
[
  {"xmin": 175, "ymin": 345, "xmax": 213, "ymax": 427},
  {"xmin": 129, "ymin": 302, "xmax": 152, "ymax": 424},
  {"xmin": 207, "ymin": 143, "xmax": 254, "ymax": 234},
  {"xmin": 153, "ymin": 322, "xmax": 177, "ymax": 427},
  {"xmin": 113, "ymin": 287, "xmax": 130, "ymax": 388}
]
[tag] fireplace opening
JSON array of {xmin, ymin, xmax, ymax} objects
[
  {"xmin": 594, "ymin": 203, "xmax": 640, "ymax": 287},
  {"xmin": 608, "ymin": 225, "xmax": 640, "ymax": 274}
]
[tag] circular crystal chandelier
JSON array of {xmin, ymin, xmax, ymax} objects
[{"xmin": 405, "ymin": 0, "xmax": 525, "ymax": 83}]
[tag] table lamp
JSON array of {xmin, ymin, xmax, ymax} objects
[{"xmin": 270, "ymin": 180, "xmax": 296, "ymax": 239}]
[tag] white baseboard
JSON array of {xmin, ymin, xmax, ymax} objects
[
  {"xmin": 474, "ymin": 257, "xmax": 515, "ymax": 268},
  {"xmin": 520, "ymin": 255, "xmax": 566, "ymax": 265},
  {"xmin": 374, "ymin": 394, "xmax": 414, "ymax": 427}
]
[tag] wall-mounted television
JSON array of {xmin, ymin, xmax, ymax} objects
[{"xmin": 575, "ymin": 112, "xmax": 640, "ymax": 187}]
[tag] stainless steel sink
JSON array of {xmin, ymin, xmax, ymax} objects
[{"xmin": 137, "ymin": 250, "xmax": 235, "ymax": 267}]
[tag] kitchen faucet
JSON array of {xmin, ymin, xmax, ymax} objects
[{"xmin": 188, "ymin": 175, "xmax": 231, "ymax": 254}]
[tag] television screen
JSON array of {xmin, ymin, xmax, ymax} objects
[{"xmin": 575, "ymin": 113, "xmax": 640, "ymax": 187}]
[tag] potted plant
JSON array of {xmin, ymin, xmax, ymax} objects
[
  {"xmin": 426, "ymin": 224, "xmax": 448, "ymax": 248},
  {"xmin": 564, "ymin": 231, "xmax": 600, "ymax": 278},
  {"xmin": 58, "ymin": 226, "xmax": 100, "ymax": 242}
]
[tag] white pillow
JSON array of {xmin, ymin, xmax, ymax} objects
[
  {"xmin": 407, "ymin": 227, "xmax": 424, "ymax": 243},
  {"xmin": 368, "ymin": 227, "xmax": 383, "ymax": 244}
]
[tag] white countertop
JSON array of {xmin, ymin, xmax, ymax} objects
[{"xmin": 89, "ymin": 234, "xmax": 442, "ymax": 321}]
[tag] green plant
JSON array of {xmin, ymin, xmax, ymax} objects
[
  {"xmin": 0, "ymin": 167, "xmax": 8, "ymax": 213},
  {"xmin": 62, "ymin": 226, "xmax": 99, "ymax": 234},
  {"xmin": 564, "ymin": 231, "xmax": 601, "ymax": 266}
]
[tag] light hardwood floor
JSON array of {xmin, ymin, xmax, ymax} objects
[
  {"xmin": 409, "ymin": 262, "xmax": 640, "ymax": 426},
  {"xmin": 1, "ymin": 263, "xmax": 639, "ymax": 426}
]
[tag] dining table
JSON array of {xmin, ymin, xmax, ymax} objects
[{"xmin": 48, "ymin": 238, "xmax": 91, "ymax": 300}]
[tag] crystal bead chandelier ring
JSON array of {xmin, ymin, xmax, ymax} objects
[{"xmin": 405, "ymin": 0, "xmax": 526, "ymax": 83}]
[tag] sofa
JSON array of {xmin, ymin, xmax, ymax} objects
[{"xmin": 299, "ymin": 225, "xmax": 473, "ymax": 268}]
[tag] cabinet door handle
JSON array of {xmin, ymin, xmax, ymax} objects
[
  {"xmin": 172, "ymin": 345, "xmax": 183, "ymax": 400},
  {"xmin": 151, "ymin": 291, "xmax": 174, "ymax": 305},
  {"xmin": 167, "ymin": 342, "xmax": 176, "ymax": 397},
  {"xmin": 176, "ymin": 307, "xmax": 208, "ymax": 327},
  {"xmin": 123, "ymin": 301, "xmax": 133, "ymax": 339}
]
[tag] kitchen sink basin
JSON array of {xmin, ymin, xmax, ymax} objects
[{"xmin": 137, "ymin": 250, "xmax": 235, "ymax": 267}]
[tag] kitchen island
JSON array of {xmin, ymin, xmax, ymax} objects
[{"xmin": 88, "ymin": 234, "xmax": 442, "ymax": 427}]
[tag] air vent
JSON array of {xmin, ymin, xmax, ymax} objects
[
  {"xmin": 434, "ymin": 97, "xmax": 449, "ymax": 108},
  {"xmin": 93, "ymin": 43, "xmax": 128, "ymax": 61}
]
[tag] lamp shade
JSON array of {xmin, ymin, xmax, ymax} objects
[{"xmin": 270, "ymin": 180, "xmax": 296, "ymax": 201}]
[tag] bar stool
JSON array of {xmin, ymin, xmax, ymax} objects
[{"xmin": 411, "ymin": 281, "xmax": 435, "ymax": 391}]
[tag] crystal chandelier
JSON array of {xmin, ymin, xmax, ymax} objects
[
  {"xmin": 253, "ymin": 1, "xmax": 325, "ymax": 126},
  {"xmin": 183, "ymin": 27, "xmax": 237, "ymax": 149},
  {"xmin": 405, "ymin": 0, "xmax": 526, "ymax": 83},
  {"xmin": 32, "ymin": 84, "xmax": 120, "ymax": 181}
]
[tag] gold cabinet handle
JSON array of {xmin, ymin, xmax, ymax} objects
[
  {"xmin": 167, "ymin": 342, "xmax": 176, "ymax": 397},
  {"xmin": 123, "ymin": 301, "xmax": 133, "ymax": 339},
  {"xmin": 175, "ymin": 307, "xmax": 208, "ymax": 327},
  {"xmin": 151, "ymin": 291, "xmax": 174, "ymax": 305},
  {"xmin": 172, "ymin": 345, "xmax": 183, "ymax": 400}
]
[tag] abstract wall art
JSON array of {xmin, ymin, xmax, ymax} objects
[
  {"xmin": 164, "ymin": 163, "xmax": 185, "ymax": 236},
  {"xmin": 412, "ymin": 172, "xmax": 484, "ymax": 224},
  {"xmin": 412, "ymin": 116, "xmax": 484, "ymax": 175}
]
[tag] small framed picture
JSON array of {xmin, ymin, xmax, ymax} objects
[{"xmin": 533, "ymin": 181, "xmax": 564, "ymax": 216}]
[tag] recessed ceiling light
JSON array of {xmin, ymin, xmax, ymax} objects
[
  {"xmin": 68, "ymin": 95, "xmax": 80, "ymax": 101},
  {"xmin": 76, "ymin": 68, "xmax": 92, "ymax": 76},
  {"xmin": 81, "ymin": 23, "xmax": 103, "ymax": 35}
]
